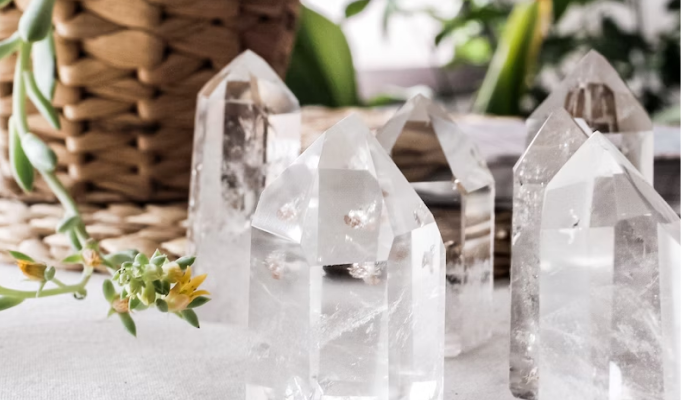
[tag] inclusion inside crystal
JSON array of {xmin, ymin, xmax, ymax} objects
[{"xmin": 247, "ymin": 115, "xmax": 446, "ymax": 399}]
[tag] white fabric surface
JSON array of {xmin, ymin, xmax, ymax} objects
[{"xmin": 0, "ymin": 265, "xmax": 515, "ymax": 400}]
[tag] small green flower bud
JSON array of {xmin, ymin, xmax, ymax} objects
[
  {"xmin": 129, "ymin": 279, "xmax": 142, "ymax": 295},
  {"xmin": 176, "ymin": 256, "xmax": 196, "ymax": 270},
  {"xmin": 140, "ymin": 284, "xmax": 156, "ymax": 306},
  {"xmin": 151, "ymin": 255, "xmax": 167, "ymax": 267},
  {"xmin": 134, "ymin": 253, "xmax": 149, "ymax": 266}
]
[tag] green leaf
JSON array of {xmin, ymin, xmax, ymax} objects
[
  {"xmin": 118, "ymin": 312, "xmax": 137, "ymax": 337},
  {"xmin": 32, "ymin": 29, "xmax": 56, "ymax": 100},
  {"xmin": 21, "ymin": 132, "xmax": 57, "ymax": 173},
  {"xmin": 345, "ymin": 0, "xmax": 370, "ymax": 18},
  {"xmin": 175, "ymin": 255, "xmax": 195, "ymax": 269},
  {"xmin": 19, "ymin": 0, "xmax": 56, "ymax": 42},
  {"xmin": 44, "ymin": 265, "xmax": 55, "ymax": 281},
  {"xmin": 56, "ymin": 215, "xmax": 81, "ymax": 233},
  {"xmin": 151, "ymin": 249, "xmax": 162, "ymax": 259},
  {"xmin": 24, "ymin": 71, "xmax": 60, "ymax": 130},
  {"xmin": 0, "ymin": 296, "xmax": 24, "ymax": 311},
  {"xmin": 107, "ymin": 308, "xmax": 115, "ymax": 318},
  {"xmin": 104, "ymin": 250, "xmax": 138, "ymax": 266},
  {"xmin": 285, "ymin": 6, "xmax": 359, "ymax": 107},
  {"xmin": 0, "ymin": 33, "xmax": 20, "ymax": 60},
  {"xmin": 67, "ymin": 230, "xmax": 82, "ymax": 251},
  {"xmin": 8, "ymin": 117, "xmax": 34, "ymax": 193},
  {"xmin": 155, "ymin": 298, "xmax": 168, "ymax": 312},
  {"xmin": 102, "ymin": 279, "xmax": 116, "ymax": 302},
  {"xmin": 151, "ymin": 255, "xmax": 167, "ymax": 267},
  {"xmin": 473, "ymin": 0, "xmax": 551, "ymax": 115},
  {"xmin": 61, "ymin": 253, "xmax": 82, "ymax": 264},
  {"xmin": 181, "ymin": 309, "xmax": 200, "ymax": 328},
  {"xmin": 8, "ymin": 250, "xmax": 34, "ymax": 262},
  {"xmin": 187, "ymin": 296, "xmax": 211, "ymax": 309}
]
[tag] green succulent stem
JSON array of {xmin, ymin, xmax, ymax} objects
[
  {"xmin": 0, "ymin": 0, "xmax": 207, "ymax": 336},
  {"xmin": 13, "ymin": 41, "xmax": 30, "ymax": 135},
  {"xmin": 0, "ymin": 268, "xmax": 92, "ymax": 299}
]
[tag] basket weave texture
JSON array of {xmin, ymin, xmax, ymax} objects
[{"xmin": 0, "ymin": 0, "xmax": 299, "ymax": 203}]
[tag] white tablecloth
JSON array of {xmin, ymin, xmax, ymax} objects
[{"xmin": 0, "ymin": 265, "xmax": 515, "ymax": 400}]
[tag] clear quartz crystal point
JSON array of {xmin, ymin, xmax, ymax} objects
[
  {"xmin": 247, "ymin": 115, "xmax": 445, "ymax": 400},
  {"xmin": 538, "ymin": 132, "xmax": 681, "ymax": 400},
  {"xmin": 526, "ymin": 50, "xmax": 654, "ymax": 183},
  {"xmin": 376, "ymin": 94, "xmax": 495, "ymax": 357},
  {"xmin": 509, "ymin": 109, "xmax": 590, "ymax": 400},
  {"xmin": 187, "ymin": 50, "xmax": 301, "ymax": 324}
]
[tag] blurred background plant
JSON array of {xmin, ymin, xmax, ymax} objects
[{"xmin": 286, "ymin": 0, "xmax": 680, "ymax": 122}]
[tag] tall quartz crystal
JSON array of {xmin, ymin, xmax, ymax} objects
[
  {"xmin": 527, "ymin": 50, "xmax": 654, "ymax": 183},
  {"xmin": 509, "ymin": 109, "xmax": 589, "ymax": 399},
  {"xmin": 538, "ymin": 132, "xmax": 680, "ymax": 400},
  {"xmin": 188, "ymin": 50, "xmax": 301, "ymax": 324},
  {"xmin": 247, "ymin": 115, "xmax": 445, "ymax": 400},
  {"xmin": 376, "ymin": 95, "xmax": 495, "ymax": 357}
]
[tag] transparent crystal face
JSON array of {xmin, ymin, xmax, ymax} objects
[
  {"xmin": 526, "ymin": 50, "xmax": 654, "ymax": 183},
  {"xmin": 376, "ymin": 95, "xmax": 495, "ymax": 357},
  {"xmin": 247, "ymin": 115, "xmax": 446, "ymax": 400},
  {"xmin": 187, "ymin": 50, "xmax": 301, "ymax": 324},
  {"xmin": 509, "ymin": 109, "xmax": 589, "ymax": 400},
  {"xmin": 538, "ymin": 133, "xmax": 680, "ymax": 400}
]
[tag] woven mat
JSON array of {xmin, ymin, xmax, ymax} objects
[
  {"xmin": 0, "ymin": 200, "xmax": 187, "ymax": 270},
  {"xmin": 0, "ymin": 199, "xmax": 511, "ymax": 276}
]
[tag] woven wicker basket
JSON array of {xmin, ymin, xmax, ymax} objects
[{"xmin": 0, "ymin": 0, "xmax": 299, "ymax": 203}]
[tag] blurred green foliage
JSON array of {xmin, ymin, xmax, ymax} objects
[
  {"xmin": 285, "ymin": 6, "xmax": 360, "ymax": 107},
  {"xmin": 287, "ymin": 0, "xmax": 679, "ymax": 118}
]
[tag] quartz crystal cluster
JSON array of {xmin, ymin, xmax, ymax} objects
[
  {"xmin": 515, "ymin": 130, "xmax": 680, "ymax": 400},
  {"xmin": 527, "ymin": 50, "xmax": 654, "ymax": 183},
  {"xmin": 247, "ymin": 115, "xmax": 446, "ymax": 400},
  {"xmin": 509, "ymin": 109, "xmax": 589, "ymax": 398},
  {"xmin": 377, "ymin": 95, "xmax": 495, "ymax": 357},
  {"xmin": 188, "ymin": 50, "xmax": 301, "ymax": 324}
]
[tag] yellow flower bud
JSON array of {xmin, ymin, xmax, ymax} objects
[
  {"xmin": 81, "ymin": 248, "xmax": 101, "ymax": 267},
  {"xmin": 112, "ymin": 297, "xmax": 130, "ymax": 313},
  {"xmin": 163, "ymin": 263, "xmax": 183, "ymax": 283},
  {"xmin": 17, "ymin": 260, "xmax": 47, "ymax": 281}
]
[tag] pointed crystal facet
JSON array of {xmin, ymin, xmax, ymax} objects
[
  {"xmin": 527, "ymin": 50, "xmax": 654, "ymax": 183},
  {"xmin": 187, "ymin": 50, "xmax": 301, "ymax": 324},
  {"xmin": 247, "ymin": 115, "xmax": 445, "ymax": 399},
  {"xmin": 376, "ymin": 95, "xmax": 495, "ymax": 357},
  {"xmin": 538, "ymin": 132, "xmax": 680, "ymax": 400},
  {"xmin": 509, "ymin": 109, "xmax": 590, "ymax": 399}
]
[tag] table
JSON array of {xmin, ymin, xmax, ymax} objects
[{"xmin": 0, "ymin": 265, "xmax": 516, "ymax": 400}]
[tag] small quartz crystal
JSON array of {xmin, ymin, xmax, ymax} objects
[
  {"xmin": 187, "ymin": 50, "xmax": 301, "ymax": 324},
  {"xmin": 247, "ymin": 115, "xmax": 445, "ymax": 399},
  {"xmin": 376, "ymin": 95, "xmax": 495, "ymax": 357},
  {"xmin": 527, "ymin": 50, "xmax": 654, "ymax": 183}
]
